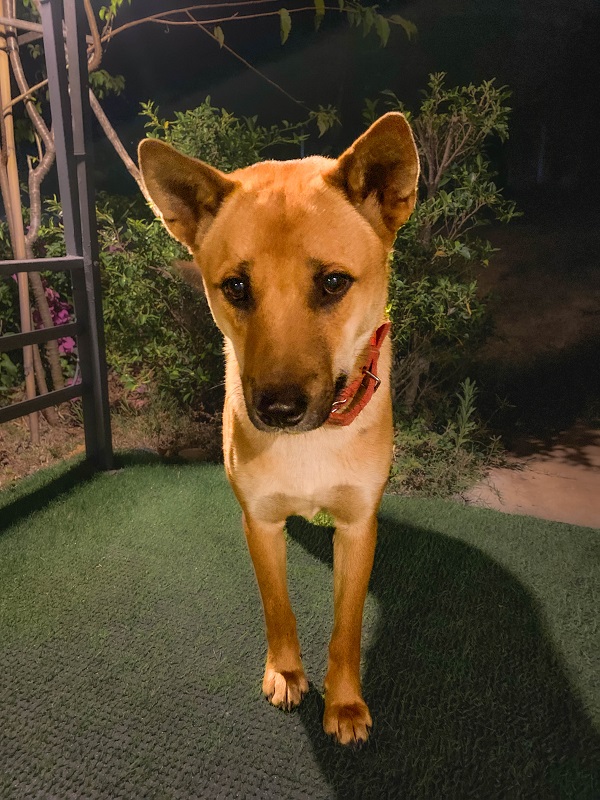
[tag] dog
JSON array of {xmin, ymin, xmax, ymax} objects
[{"xmin": 138, "ymin": 112, "xmax": 419, "ymax": 745}]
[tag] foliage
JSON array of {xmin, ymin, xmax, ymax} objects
[
  {"xmin": 140, "ymin": 98, "xmax": 339, "ymax": 170},
  {"xmin": 94, "ymin": 0, "xmax": 413, "ymax": 49},
  {"xmin": 390, "ymin": 379, "xmax": 503, "ymax": 497},
  {"xmin": 0, "ymin": 221, "xmax": 19, "ymax": 335},
  {"xmin": 98, "ymin": 211, "xmax": 223, "ymax": 407},
  {"xmin": 98, "ymin": 0, "xmax": 131, "ymax": 23},
  {"xmin": 0, "ymin": 352, "xmax": 19, "ymax": 395},
  {"xmin": 0, "ymin": 236, "xmax": 21, "ymax": 398},
  {"xmin": 88, "ymin": 69, "xmax": 125, "ymax": 100},
  {"xmin": 0, "ymin": 276, "xmax": 18, "ymax": 337},
  {"xmin": 368, "ymin": 74, "xmax": 519, "ymax": 412},
  {"xmin": 33, "ymin": 195, "xmax": 224, "ymax": 409},
  {"xmin": 451, "ymin": 376, "xmax": 479, "ymax": 452},
  {"xmin": 0, "ymin": 219, "xmax": 21, "ymax": 395}
]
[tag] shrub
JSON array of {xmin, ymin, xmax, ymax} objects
[
  {"xmin": 368, "ymin": 74, "xmax": 519, "ymax": 413},
  {"xmin": 389, "ymin": 377, "xmax": 503, "ymax": 496},
  {"xmin": 140, "ymin": 97, "xmax": 329, "ymax": 170},
  {"xmin": 33, "ymin": 195, "xmax": 224, "ymax": 409},
  {"xmin": 97, "ymin": 207, "xmax": 224, "ymax": 407}
]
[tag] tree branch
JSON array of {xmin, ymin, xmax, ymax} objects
[
  {"xmin": 102, "ymin": 3, "xmax": 346, "ymax": 44},
  {"xmin": 83, "ymin": 0, "xmax": 102, "ymax": 71},
  {"xmin": 186, "ymin": 11, "xmax": 306, "ymax": 109},
  {"xmin": 88, "ymin": 88, "xmax": 144, "ymax": 192}
]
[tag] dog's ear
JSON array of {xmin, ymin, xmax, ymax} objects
[
  {"xmin": 138, "ymin": 139, "xmax": 238, "ymax": 250},
  {"xmin": 329, "ymin": 112, "xmax": 420, "ymax": 244}
]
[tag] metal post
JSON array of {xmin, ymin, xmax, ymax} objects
[{"xmin": 39, "ymin": 0, "xmax": 112, "ymax": 469}]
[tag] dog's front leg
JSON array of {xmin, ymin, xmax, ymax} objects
[
  {"xmin": 242, "ymin": 511, "xmax": 309, "ymax": 710},
  {"xmin": 324, "ymin": 512, "xmax": 378, "ymax": 745}
]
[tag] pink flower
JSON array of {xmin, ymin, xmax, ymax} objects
[
  {"xmin": 58, "ymin": 336, "xmax": 76, "ymax": 355},
  {"xmin": 33, "ymin": 278, "xmax": 75, "ymax": 332}
]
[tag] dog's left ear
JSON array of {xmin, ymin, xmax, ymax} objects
[{"xmin": 328, "ymin": 112, "xmax": 420, "ymax": 245}]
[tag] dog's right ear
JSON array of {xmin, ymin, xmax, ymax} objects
[{"xmin": 138, "ymin": 139, "xmax": 238, "ymax": 250}]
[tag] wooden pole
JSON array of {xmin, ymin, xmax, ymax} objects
[{"xmin": 0, "ymin": 1, "xmax": 39, "ymax": 444}]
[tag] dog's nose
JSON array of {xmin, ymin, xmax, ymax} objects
[{"xmin": 254, "ymin": 385, "xmax": 309, "ymax": 428}]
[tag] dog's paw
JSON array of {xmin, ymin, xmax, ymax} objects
[
  {"xmin": 263, "ymin": 666, "xmax": 309, "ymax": 711},
  {"xmin": 323, "ymin": 700, "xmax": 372, "ymax": 745}
]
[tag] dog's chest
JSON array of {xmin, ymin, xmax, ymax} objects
[{"xmin": 225, "ymin": 423, "xmax": 388, "ymax": 525}]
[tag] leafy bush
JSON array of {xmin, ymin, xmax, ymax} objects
[
  {"xmin": 97, "ymin": 207, "xmax": 223, "ymax": 407},
  {"xmin": 389, "ymin": 377, "xmax": 503, "ymax": 496},
  {"xmin": 368, "ymin": 74, "xmax": 519, "ymax": 413},
  {"xmin": 0, "ymin": 222, "xmax": 20, "ymax": 339},
  {"xmin": 31, "ymin": 195, "xmax": 224, "ymax": 409},
  {"xmin": 140, "ymin": 97, "xmax": 338, "ymax": 170}
]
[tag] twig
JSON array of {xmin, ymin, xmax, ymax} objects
[
  {"xmin": 88, "ymin": 88, "xmax": 144, "ymax": 192},
  {"xmin": 185, "ymin": 11, "xmax": 306, "ymax": 109},
  {"xmin": 3, "ymin": 76, "xmax": 47, "ymax": 111},
  {"xmin": 102, "ymin": 3, "xmax": 345, "ymax": 44}
]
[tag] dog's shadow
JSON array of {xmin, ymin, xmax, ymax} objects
[{"xmin": 287, "ymin": 514, "xmax": 600, "ymax": 799}]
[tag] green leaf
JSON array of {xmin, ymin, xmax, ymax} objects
[
  {"xmin": 374, "ymin": 14, "xmax": 390, "ymax": 47},
  {"xmin": 389, "ymin": 14, "xmax": 417, "ymax": 40},
  {"xmin": 314, "ymin": 0, "xmax": 325, "ymax": 30},
  {"xmin": 213, "ymin": 25, "xmax": 225, "ymax": 48},
  {"xmin": 279, "ymin": 8, "xmax": 291, "ymax": 44}
]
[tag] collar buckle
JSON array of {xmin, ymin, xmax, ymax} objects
[
  {"xmin": 362, "ymin": 367, "xmax": 381, "ymax": 391},
  {"xmin": 327, "ymin": 321, "xmax": 390, "ymax": 427}
]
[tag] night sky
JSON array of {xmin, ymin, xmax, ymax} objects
[{"xmin": 90, "ymin": 0, "xmax": 600, "ymax": 197}]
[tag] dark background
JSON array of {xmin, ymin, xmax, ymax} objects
[{"xmin": 93, "ymin": 0, "xmax": 600, "ymax": 200}]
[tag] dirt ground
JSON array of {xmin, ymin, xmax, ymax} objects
[
  {"xmin": 0, "ymin": 387, "xmax": 223, "ymax": 490},
  {"xmin": 0, "ymin": 410, "xmax": 86, "ymax": 487},
  {"xmin": 464, "ymin": 195, "xmax": 600, "ymax": 528}
]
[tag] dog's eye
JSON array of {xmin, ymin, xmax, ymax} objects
[
  {"xmin": 221, "ymin": 276, "xmax": 249, "ymax": 306},
  {"xmin": 322, "ymin": 273, "xmax": 352, "ymax": 297}
]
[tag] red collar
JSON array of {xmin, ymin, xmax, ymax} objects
[{"xmin": 327, "ymin": 322, "xmax": 390, "ymax": 427}]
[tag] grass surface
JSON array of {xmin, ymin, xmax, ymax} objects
[{"xmin": 0, "ymin": 453, "xmax": 598, "ymax": 799}]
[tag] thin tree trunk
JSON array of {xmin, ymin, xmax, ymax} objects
[
  {"xmin": 4, "ymin": 0, "xmax": 63, "ymax": 396},
  {"xmin": 32, "ymin": 342, "xmax": 59, "ymax": 425},
  {"xmin": 27, "ymin": 270, "xmax": 65, "ymax": 391},
  {"xmin": 0, "ymin": 5, "xmax": 38, "ymax": 442}
]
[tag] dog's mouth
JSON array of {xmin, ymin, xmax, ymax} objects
[
  {"xmin": 245, "ymin": 374, "xmax": 347, "ymax": 433},
  {"xmin": 334, "ymin": 373, "xmax": 348, "ymax": 397}
]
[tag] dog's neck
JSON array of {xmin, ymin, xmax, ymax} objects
[{"xmin": 327, "ymin": 322, "xmax": 390, "ymax": 427}]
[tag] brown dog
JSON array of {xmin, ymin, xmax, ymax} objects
[{"xmin": 138, "ymin": 113, "xmax": 419, "ymax": 745}]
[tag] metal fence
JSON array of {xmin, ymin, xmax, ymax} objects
[{"xmin": 0, "ymin": 0, "xmax": 112, "ymax": 470}]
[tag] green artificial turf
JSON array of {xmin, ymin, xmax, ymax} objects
[{"xmin": 0, "ymin": 452, "xmax": 598, "ymax": 799}]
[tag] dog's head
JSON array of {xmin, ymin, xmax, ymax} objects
[{"xmin": 138, "ymin": 113, "xmax": 419, "ymax": 433}]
